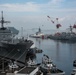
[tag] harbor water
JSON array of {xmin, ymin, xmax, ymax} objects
[{"xmin": 29, "ymin": 37, "xmax": 76, "ymax": 75}]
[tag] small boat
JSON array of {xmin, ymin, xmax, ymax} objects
[
  {"xmin": 40, "ymin": 54, "xmax": 65, "ymax": 75},
  {"xmin": 26, "ymin": 58, "xmax": 43, "ymax": 75},
  {"xmin": 73, "ymin": 60, "xmax": 76, "ymax": 67},
  {"xmin": 71, "ymin": 60, "xmax": 76, "ymax": 75},
  {"xmin": 71, "ymin": 68, "xmax": 76, "ymax": 75},
  {"xmin": 8, "ymin": 60, "xmax": 18, "ymax": 70},
  {"xmin": 27, "ymin": 58, "xmax": 41, "ymax": 66},
  {"xmin": 0, "ymin": 61, "xmax": 43, "ymax": 75}
]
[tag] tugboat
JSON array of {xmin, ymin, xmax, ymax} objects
[
  {"xmin": 29, "ymin": 27, "xmax": 44, "ymax": 38},
  {"xmin": 0, "ymin": 11, "xmax": 33, "ymax": 62},
  {"xmin": 71, "ymin": 60, "xmax": 76, "ymax": 75},
  {"xmin": 29, "ymin": 27, "xmax": 49, "ymax": 39},
  {"xmin": 73, "ymin": 60, "xmax": 76, "ymax": 67},
  {"xmin": 71, "ymin": 68, "xmax": 76, "ymax": 75},
  {"xmin": 40, "ymin": 54, "xmax": 65, "ymax": 75}
]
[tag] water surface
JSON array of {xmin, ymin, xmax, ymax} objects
[{"xmin": 29, "ymin": 37, "xmax": 76, "ymax": 75}]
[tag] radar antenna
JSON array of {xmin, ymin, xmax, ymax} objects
[{"xmin": 0, "ymin": 11, "xmax": 10, "ymax": 28}]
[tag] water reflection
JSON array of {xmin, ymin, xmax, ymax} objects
[
  {"xmin": 35, "ymin": 38, "xmax": 42, "ymax": 48},
  {"xmin": 55, "ymin": 41, "xmax": 60, "ymax": 61}
]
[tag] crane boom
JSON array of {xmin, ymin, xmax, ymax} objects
[{"xmin": 47, "ymin": 16, "xmax": 62, "ymax": 29}]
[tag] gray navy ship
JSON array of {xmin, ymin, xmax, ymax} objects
[
  {"xmin": 0, "ymin": 11, "xmax": 33, "ymax": 63},
  {"xmin": 48, "ymin": 25, "xmax": 76, "ymax": 41}
]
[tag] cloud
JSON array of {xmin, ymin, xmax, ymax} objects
[
  {"xmin": 0, "ymin": 2, "xmax": 40, "ymax": 12},
  {"xmin": 0, "ymin": 0, "xmax": 76, "ymax": 30},
  {"xmin": 0, "ymin": 0, "xmax": 76, "ymax": 13},
  {"xmin": 51, "ymin": 0, "xmax": 64, "ymax": 4},
  {"xmin": 0, "ymin": 0, "xmax": 69, "ymax": 13}
]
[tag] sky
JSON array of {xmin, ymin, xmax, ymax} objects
[{"xmin": 0, "ymin": 0, "xmax": 76, "ymax": 31}]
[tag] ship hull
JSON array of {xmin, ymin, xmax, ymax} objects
[
  {"xmin": 0, "ymin": 40, "xmax": 33, "ymax": 63},
  {"xmin": 1, "ymin": 40, "xmax": 33, "ymax": 50}
]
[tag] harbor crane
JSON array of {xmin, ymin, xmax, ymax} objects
[
  {"xmin": 73, "ymin": 22, "xmax": 76, "ymax": 33},
  {"xmin": 47, "ymin": 16, "xmax": 61, "ymax": 29}
]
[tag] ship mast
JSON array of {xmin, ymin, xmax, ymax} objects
[{"xmin": 0, "ymin": 11, "xmax": 10, "ymax": 28}]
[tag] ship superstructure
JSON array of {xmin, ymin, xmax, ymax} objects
[{"xmin": 0, "ymin": 11, "xmax": 33, "ymax": 63}]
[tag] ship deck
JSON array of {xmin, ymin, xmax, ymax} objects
[{"xmin": 0, "ymin": 48, "xmax": 27, "ymax": 63}]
